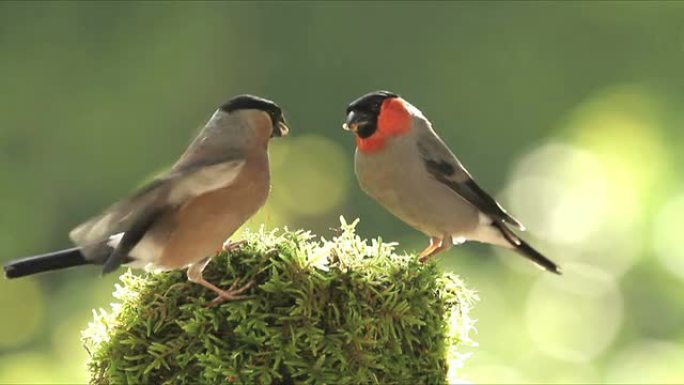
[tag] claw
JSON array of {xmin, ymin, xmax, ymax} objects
[
  {"xmin": 222, "ymin": 240, "xmax": 247, "ymax": 253},
  {"xmin": 207, "ymin": 278, "xmax": 256, "ymax": 306}
]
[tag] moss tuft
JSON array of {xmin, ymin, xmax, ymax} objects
[{"xmin": 82, "ymin": 218, "xmax": 477, "ymax": 384}]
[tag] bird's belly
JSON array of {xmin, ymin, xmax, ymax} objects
[
  {"xmin": 357, "ymin": 155, "xmax": 479, "ymax": 237},
  {"xmin": 131, "ymin": 164, "xmax": 269, "ymax": 270}
]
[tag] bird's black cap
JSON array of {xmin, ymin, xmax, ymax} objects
[
  {"xmin": 220, "ymin": 94, "xmax": 287, "ymax": 137},
  {"xmin": 346, "ymin": 90, "xmax": 398, "ymax": 114},
  {"xmin": 220, "ymin": 94, "xmax": 280, "ymax": 114},
  {"xmin": 344, "ymin": 90, "xmax": 399, "ymax": 139}
]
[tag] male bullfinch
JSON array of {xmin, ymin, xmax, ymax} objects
[
  {"xmin": 3, "ymin": 95, "xmax": 290, "ymax": 304},
  {"xmin": 343, "ymin": 90, "xmax": 560, "ymax": 274}
]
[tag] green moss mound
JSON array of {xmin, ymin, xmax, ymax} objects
[{"xmin": 82, "ymin": 218, "xmax": 477, "ymax": 384}]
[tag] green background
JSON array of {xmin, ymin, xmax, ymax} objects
[{"xmin": 1, "ymin": 2, "xmax": 684, "ymax": 383}]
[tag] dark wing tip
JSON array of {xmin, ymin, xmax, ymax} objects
[
  {"xmin": 3, "ymin": 263, "xmax": 17, "ymax": 279},
  {"xmin": 504, "ymin": 215, "xmax": 526, "ymax": 232},
  {"xmin": 545, "ymin": 262, "xmax": 562, "ymax": 275},
  {"xmin": 516, "ymin": 238, "xmax": 561, "ymax": 275},
  {"xmin": 492, "ymin": 221, "xmax": 560, "ymax": 275},
  {"xmin": 463, "ymin": 179, "xmax": 526, "ymax": 230}
]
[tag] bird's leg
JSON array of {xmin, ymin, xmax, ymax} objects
[
  {"xmin": 222, "ymin": 239, "xmax": 247, "ymax": 252},
  {"xmin": 419, "ymin": 235, "xmax": 453, "ymax": 263},
  {"xmin": 435, "ymin": 234, "xmax": 453, "ymax": 255},
  {"xmin": 186, "ymin": 257, "xmax": 255, "ymax": 306},
  {"xmin": 418, "ymin": 237, "xmax": 442, "ymax": 262}
]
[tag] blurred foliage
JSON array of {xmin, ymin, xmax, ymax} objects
[
  {"xmin": 1, "ymin": 2, "xmax": 684, "ymax": 383},
  {"xmin": 83, "ymin": 221, "xmax": 475, "ymax": 384}
]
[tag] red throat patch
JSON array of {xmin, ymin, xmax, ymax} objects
[{"xmin": 356, "ymin": 98, "xmax": 412, "ymax": 153}]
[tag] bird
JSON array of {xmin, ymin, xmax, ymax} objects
[
  {"xmin": 342, "ymin": 90, "xmax": 560, "ymax": 274},
  {"xmin": 3, "ymin": 94, "xmax": 290, "ymax": 303}
]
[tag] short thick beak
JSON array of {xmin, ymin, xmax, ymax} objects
[
  {"xmin": 273, "ymin": 121, "xmax": 289, "ymax": 137},
  {"xmin": 342, "ymin": 110, "xmax": 372, "ymax": 133}
]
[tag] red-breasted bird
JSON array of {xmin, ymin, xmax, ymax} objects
[
  {"xmin": 343, "ymin": 90, "xmax": 560, "ymax": 274},
  {"xmin": 3, "ymin": 95, "xmax": 290, "ymax": 303}
]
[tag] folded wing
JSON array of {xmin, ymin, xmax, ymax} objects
[
  {"xmin": 417, "ymin": 130, "xmax": 524, "ymax": 230},
  {"xmin": 70, "ymin": 157, "xmax": 246, "ymax": 267}
]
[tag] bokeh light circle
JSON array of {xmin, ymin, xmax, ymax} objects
[
  {"xmin": 525, "ymin": 263, "xmax": 622, "ymax": 362},
  {"xmin": 505, "ymin": 141, "xmax": 643, "ymax": 276},
  {"xmin": 605, "ymin": 340, "xmax": 684, "ymax": 383},
  {"xmin": 0, "ymin": 277, "xmax": 45, "ymax": 349},
  {"xmin": 653, "ymin": 193, "xmax": 684, "ymax": 281},
  {"xmin": 269, "ymin": 134, "xmax": 350, "ymax": 217},
  {"xmin": 508, "ymin": 142, "xmax": 610, "ymax": 245}
]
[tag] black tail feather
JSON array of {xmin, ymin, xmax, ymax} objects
[
  {"xmin": 3, "ymin": 247, "xmax": 91, "ymax": 279},
  {"xmin": 492, "ymin": 221, "xmax": 561, "ymax": 275},
  {"xmin": 515, "ymin": 238, "xmax": 561, "ymax": 275}
]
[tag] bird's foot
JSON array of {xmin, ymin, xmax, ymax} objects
[
  {"xmin": 418, "ymin": 236, "xmax": 451, "ymax": 263},
  {"xmin": 418, "ymin": 252, "xmax": 433, "ymax": 263},
  {"xmin": 208, "ymin": 277, "xmax": 256, "ymax": 306},
  {"xmin": 418, "ymin": 245, "xmax": 439, "ymax": 263},
  {"xmin": 222, "ymin": 239, "xmax": 247, "ymax": 253}
]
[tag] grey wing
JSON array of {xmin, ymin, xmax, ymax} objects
[
  {"xmin": 69, "ymin": 155, "xmax": 247, "ymax": 256},
  {"xmin": 416, "ymin": 130, "xmax": 525, "ymax": 230}
]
